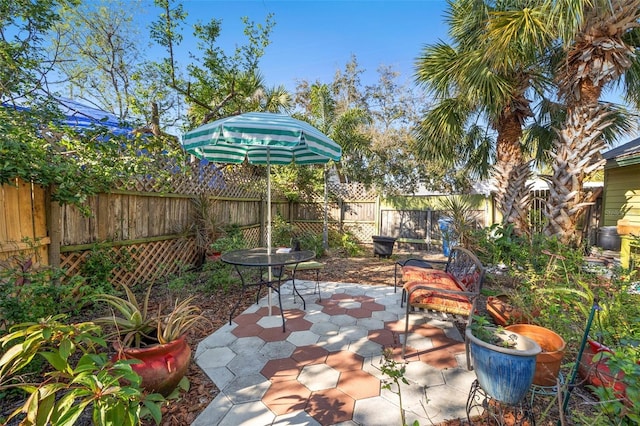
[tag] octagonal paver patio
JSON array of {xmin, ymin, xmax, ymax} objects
[{"xmin": 192, "ymin": 280, "xmax": 479, "ymax": 425}]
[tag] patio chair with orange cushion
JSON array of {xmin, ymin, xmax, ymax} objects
[{"xmin": 401, "ymin": 246, "xmax": 484, "ymax": 370}]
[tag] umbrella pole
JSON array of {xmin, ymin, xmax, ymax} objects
[
  {"xmin": 267, "ymin": 158, "xmax": 273, "ymax": 316},
  {"xmin": 323, "ymin": 165, "xmax": 328, "ymax": 250}
]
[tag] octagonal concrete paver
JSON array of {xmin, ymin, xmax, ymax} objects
[
  {"xmin": 193, "ymin": 279, "xmax": 477, "ymax": 426},
  {"xmin": 298, "ymin": 364, "xmax": 341, "ymax": 391}
]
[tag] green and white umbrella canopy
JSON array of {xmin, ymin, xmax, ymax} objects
[
  {"xmin": 182, "ymin": 112, "xmax": 342, "ymax": 165},
  {"xmin": 182, "ymin": 112, "xmax": 341, "ymax": 314}
]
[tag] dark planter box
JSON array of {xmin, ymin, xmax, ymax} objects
[
  {"xmin": 597, "ymin": 226, "xmax": 621, "ymax": 251},
  {"xmin": 372, "ymin": 236, "xmax": 396, "ymax": 258}
]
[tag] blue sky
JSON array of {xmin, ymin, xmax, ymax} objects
[
  {"xmin": 133, "ymin": 0, "xmax": 633, "ymax": 142},
  {"xmin": 150, "ymin": 0, "xmax": 451, "ymax": 91}
]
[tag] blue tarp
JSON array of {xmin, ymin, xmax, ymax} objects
[
  {"xmin": 2, "ymin": 97, "xmax": 132, "ymax": 136},
  {"xmin": 56, "ymin": 97, "xmax": 132, "ymax": 136}
]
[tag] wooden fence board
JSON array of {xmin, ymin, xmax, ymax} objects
[
  {"xmin": 17, "ymin": 180, "xmax": 33, "ymax": 239},
  {"xmin": 3, "ymin": 182, "xmax": 21, "ymax": 243},
  {"xmin": 120, "ymin": 194, "xmax": 130, "ymax": 240},
  {"xmin": 0, "ymin": 184, "xmax": 6, "ymax": 243},
  {"xmin": 134, "ymin": 195, "xmax": 149, "ymax": 238}
]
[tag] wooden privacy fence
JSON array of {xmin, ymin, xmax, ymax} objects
[
  {"xmin": 0, "ymin": 163, "xmax": 381, "ymax": 287},
  {"xmin": 0, "ymin": 166, "xmax": 606, "ymax": 289}
]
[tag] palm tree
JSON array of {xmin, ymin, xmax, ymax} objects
[
  {"xmin": 545, "ymin": 0, "xmax": 640, "ymax": 244},
  {"xmin": 295, "ymin": 81, "xmax": 371, "ymax": 184},
  {"xmin": 414, "ymin": 0, "xmax": 545, "ymax": 235},
  {"xmin": 488, "ymin": 0, "xmax": 640, "ymax": 244}
]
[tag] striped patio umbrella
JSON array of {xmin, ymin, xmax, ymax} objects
[{"xmin": 182, "ymin": 112, "xmax": 341, "ymax": 312}]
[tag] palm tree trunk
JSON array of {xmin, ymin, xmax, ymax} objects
[
  {"xmin": 544, "ymin": 103, "xmax": 612, "ymax": 244},
  {"xmin": 493, "ymin": 161, "xmax": 533, "ymax": 236},
  {"xmin": 543, "ymin": 0, "xmax": 639, "ymax": 245},
  {"xmin": 493, "ymin": 107, "xmax": 532, "ymax": 236}
]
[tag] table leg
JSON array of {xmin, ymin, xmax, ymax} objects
[
  {"xmin": 268, "ymin": 279, "xmax": 287, "ymax": 332},
  {"xmin": 229, "ymin": 264, "xmax": 248, "ymax": 325},
  {"xmin": 290, "ymin": 264, "xmax": 307, "ymax": 309}
]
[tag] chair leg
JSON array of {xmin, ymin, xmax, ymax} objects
[
  {"xmin": 314, "ymin": 269, "xmax": 321, "ymax": 301},
  {"xmin": 394, "ymin": 262, "xmax": 400, "ymax": 293},
  {"xmin": 401, "ymin": 298, "xmax": 411, "ymax": 358}
]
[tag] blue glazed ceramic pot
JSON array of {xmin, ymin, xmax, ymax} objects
[{"xmin": 466, "ymin": 327, "xmax": 541, "ymax": 405}]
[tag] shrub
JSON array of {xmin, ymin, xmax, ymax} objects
[
  {"xmin": 0, "ymin": 257, "xmax": 97, "ymax": 331},
  {"xmin": 0, "ymin": 315, "xmax": 164, "ymax": 425},
  {"xmin": 80, "ymin": 244, "xmax": 132, "ymax": 290},
  {"xmin": 210, "ymin": 224, "xmax": 246, "ymax": 254},
  {"xmin": 327, "ymin": 229, "xmax": 363, "ymax": 257}
]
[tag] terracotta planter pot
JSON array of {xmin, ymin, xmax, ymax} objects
[
  {"xmin": 506, "ymin": 324, "xmax": 566, "ymax": 387},
  {"xmin": 486, "ymin": 294, "xmax": 537, "ymax": 326},
  {"xmin": 578, "ymin": 339, "xmax": 631, "ymax": 406},
  {"xmin": 114, "ymin": 335, "xmax": 192, "ymax": 396}
]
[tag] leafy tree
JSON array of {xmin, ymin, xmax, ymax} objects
[
  {"xmin": 51, "ymin": 0, "xmax": 141, "ymax": 121},
  {"xmin": 364, "ymin": 65, "xmax": 465, "ymax": 194},
  {"xmin": 0, "ymin": 0, "xmax": 73, "ymax": 98},
  {"xmin": 48, "ymin": 0, "xmax": 183, "ymax": 135},
  {"xmin": 0, "ymin": 104, "xmax": 185, "ymax": 212},
  {"xmin": 150, "ymin": 0, "xmax": 290, "ymax": 127}
]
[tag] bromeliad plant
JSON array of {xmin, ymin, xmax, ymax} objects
[
  {"xmin": 0, "ymin": 315, "xmax": 164, "ymax": 425},
  {"xmin": 94, "ymin": 284, "xmax": 156, "ymax": 348},
  {"xmin": 94, "ymin": 284, "xmax": 209, "ymax": 348},
  {"xmin": 157, "ymin": 296, "xmax": 211, "ymax": 345}
]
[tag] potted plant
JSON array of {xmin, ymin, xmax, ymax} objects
[
  {"xmin": 486, "ymin": 293, "xmax": 536, "ymax": 326},
  {"xmin": 578, "ymin": 338, "xmax": 638, "ymax": 409},
  {"xmin": 95, "ymin": 285, "xmax": 209, "ymax": 396},
  {"xmin": 466, "ymin": 315, "xmax": 542, "ymax": 405},
  {"xmin": 505, "ymin": 324, "xmax": 567, "ymax": 387}
]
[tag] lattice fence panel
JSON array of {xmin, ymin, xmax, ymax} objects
[
  {"xmin": 327, "ymin": 182, "xmax": 378, "ymax": 201},
  {"xmin": 294, "ymin": 222, "xmax": 324, "ymax": 236},
  {"xmin": 115, "ymin": 160, "xmax": 267, "ymax": 200},
  {"xmin": 59, "ymin": 250, "xmax": 90, "ymax": 278},
  {"xmin": 60, "ymin": 238, "xmax": 198, "ymax": 288},
  {"xmin": 344, "ymin": 222, "xmax": 377, "ymax": 243},
  {"xmin": 242, "ymin": 226, "xmax": 262, "ymax": 248}
]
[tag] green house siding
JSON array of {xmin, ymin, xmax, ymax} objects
[{"xmin": 603, "ymin": 165, "xmax": 640, "ymax": 227}]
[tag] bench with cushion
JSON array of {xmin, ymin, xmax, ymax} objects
[
  {"xmin": 394, "ymin": 258, "xmax": 434, "ymax": 293},
  {"xmin": 401, "ymin": 246, "xmax": 484, "ymax": 369}
]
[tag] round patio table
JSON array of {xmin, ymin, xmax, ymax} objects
[{"xmin": 222, "ymin": 248, "xmax": 315, "ymax": 331}]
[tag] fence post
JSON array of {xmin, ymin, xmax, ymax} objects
[
  {"xmin": 375, "ymin": 195, "xmax": 380, "ymax": 235},
  {"xmin": 47, "ymin": 189, "xmax": 61, "ymax": 269},
  {"xmin": 426, "ymin": 209, "xmax": 432, "ymax": 248}
]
